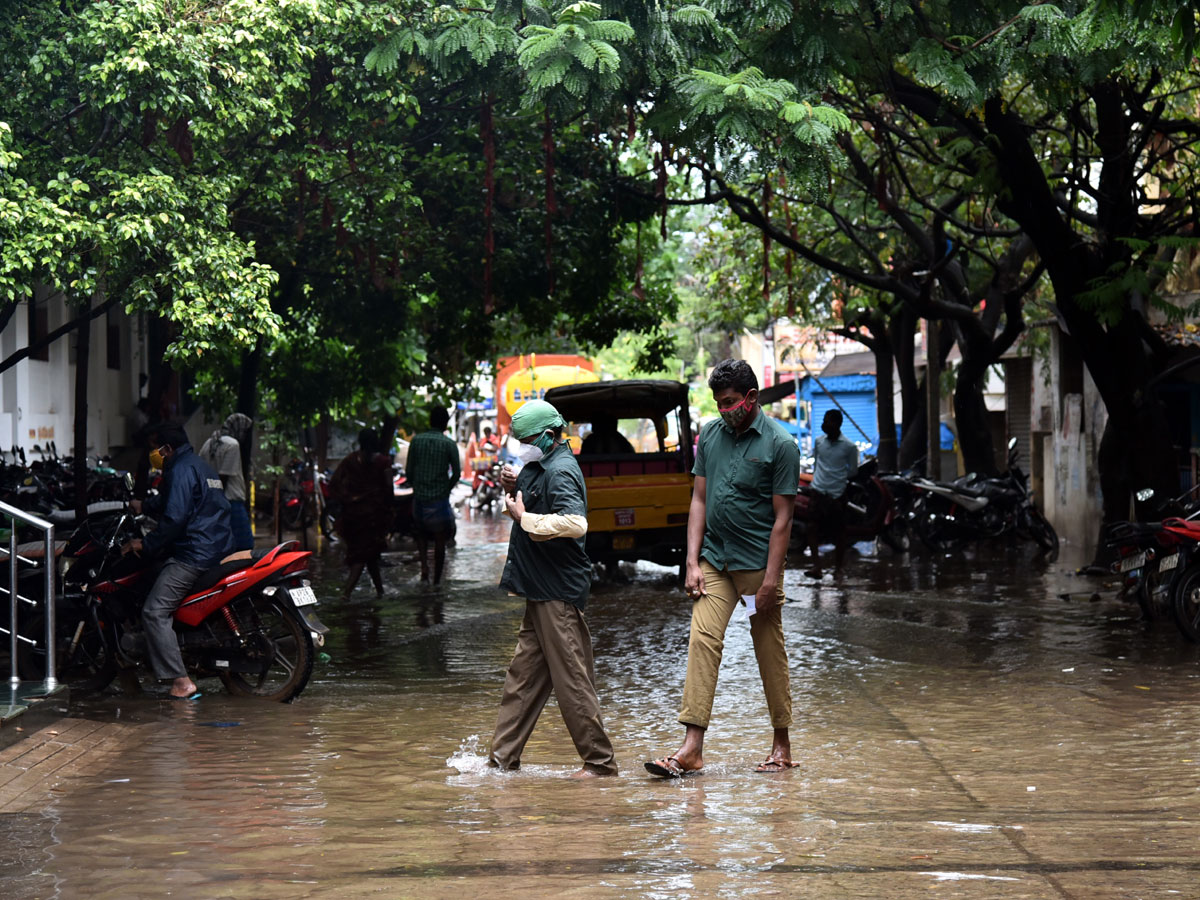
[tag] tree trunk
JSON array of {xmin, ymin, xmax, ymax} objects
[
  {"xmin": 134, "ymin": 316, "xmax": 173, "ymax": 496},
  {"xmin": 872, "ymin": 342, "xmax": 897, "ymax": 471},
  {"xmin": 236, "ymin": 342, "xmax": 261, "ymax": 486},
  {"xmin": 73, "ymin": 299, "xmax": 92, "ymax": 521},
  {"xmin": 925, "ymin": 319, "xmax": 941, "ymax": 479},
  {"xmin": 953, "ymin": 359, "xmax": 996, "ymax": 476},
  {"xmin": 898, "ymin": 387, "xmax": 927, "ymax": 470}
]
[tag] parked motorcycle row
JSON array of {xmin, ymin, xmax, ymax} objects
[
  {"xmin": 1102, "ymin": 487, "xmax": 1200, "ymax": 642},
  {"xmin": 795, "ymin": 438, "xmax": 1060, "ymax": 562},
  {"xmin": 4, "ymin": 465, "xmax": 327, "ymax": 703},
  {"xmin": 0, "ymin": 442, "xmax": 130, "ymax": 526}
]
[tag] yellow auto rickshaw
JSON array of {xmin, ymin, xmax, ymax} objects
[{"xmin": 544, "ymin": 380, "xmax": 693, "ymax": 570}]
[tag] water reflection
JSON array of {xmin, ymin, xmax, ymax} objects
[{"xmin": 7, "ymin": 522, "xmax": 1200, "ymax": 898}]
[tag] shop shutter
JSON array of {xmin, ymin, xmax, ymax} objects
[{"xmin": 811, "ymin": 391, "xmax": 878, "ymax": 454}]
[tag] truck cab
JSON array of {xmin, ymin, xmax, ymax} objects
[{"xmin": 544, "ymin": 380, "xmax": 693, "ymax": 570}]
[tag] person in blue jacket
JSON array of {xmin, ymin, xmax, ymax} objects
[{"xmin": 122, "ymin": 422, "xmax": 233, "ymax": 699}]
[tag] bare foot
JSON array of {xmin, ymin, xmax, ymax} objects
[{"xmin": 169, "ymin": 677, "xmax": 198, "ymax": 699}]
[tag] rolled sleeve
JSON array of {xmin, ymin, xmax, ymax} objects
[{"xmin": 521, "ymin": 512, "xmax": 588, "ymax": 541}]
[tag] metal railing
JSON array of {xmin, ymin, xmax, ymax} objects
[{"xmin": 0, "ymin": 502, "xmax": 56, "ymax": 689}]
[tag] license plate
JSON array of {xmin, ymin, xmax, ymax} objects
[
  {"xmin": 1160, "ymin": 553, "xmax": 1180, "ymax": 573},
  {"xmin": 1120, "ymin": 552, "xmax": 1146, "ymax": 573},
  {"xmin": 614, "ymin": 509, "xmax": 636, "ymax": 527},
  {"xmin": 612, "ymin": 535, "xmax": 635, "ymax": 550},
  {"xmin": 289, "ymin": 586, "xmax": 318, "ymax": 607}
]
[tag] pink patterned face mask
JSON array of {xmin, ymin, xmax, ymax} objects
[{"xmin": 718, "ymin": 396, "xmax": 755, "ymax": 428}]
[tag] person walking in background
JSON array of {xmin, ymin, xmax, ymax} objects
[
  {"xmin": 805, "ymin": 409, "xmax": 859, "ymax": 579},
  {"xmin": 329, "ymin": 428, "xmax": 393, "ymax": 601},
  {"xmin": 199, "ymin": 412, "xmax": 255, "ymax": 551},
  {"xmin": 646, "ymin": 358, "xmax": 800, "ymax": 778},
  {"xmin": 406, "ymin": 406, "xmax": 461, "ymax": 585},
  {"xmin": 481, "ymin": 426, "xmax": 500, "ymax": 451},
  {"xmin": 487, "ymin": 400, "xmax": 618, "ymax": 778}
]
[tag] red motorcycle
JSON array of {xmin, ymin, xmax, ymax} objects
[
  {"xmin": 794, "ymin": 458, "xmax": 909, "ymax": 552},
  {"xmin": 22, "ymin": 509, "xmax": 327, "ymax": 702},
  {"xmin": 1107, "ymin": 514, "xmax": 1200, "ymax": 635}
]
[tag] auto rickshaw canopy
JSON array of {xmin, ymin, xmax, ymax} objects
[{"xmin": 543, "ymin": 379, "xmax": 689, "ymax": 423}]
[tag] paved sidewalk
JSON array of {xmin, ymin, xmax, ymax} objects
[{"xmin": 0, "ymin": 719, "xmax": 145, "ymax": 813}]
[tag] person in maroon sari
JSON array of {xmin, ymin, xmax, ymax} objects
[{"xmin": 330, "ymin": 429, "xmax": 393, "ymax": 600}]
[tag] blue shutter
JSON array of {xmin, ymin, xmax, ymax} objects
[{"xmin": 810, "ymin": 391, "xmax": 878, "ymax": 455}]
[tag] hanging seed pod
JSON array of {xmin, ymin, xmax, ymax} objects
[
  {"xmin": 481, "ymin": 93, "xmax": 496, "ymax": 315},
  {"xmin": 543, "ymin": 109, "xmax": 557, "ymax": 297}
]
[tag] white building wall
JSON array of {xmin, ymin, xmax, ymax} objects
[{"xmin": 0, "ymin": 290, "xmax": 145, "ymax": 458}]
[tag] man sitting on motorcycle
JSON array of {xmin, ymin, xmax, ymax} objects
[
  {"xmin": 806, "ymin": 409, "xmax": 859, "ymax": 579},
  {"xmin": 123, "ymin": 423, "xmax": 234, "ymax": 699}
]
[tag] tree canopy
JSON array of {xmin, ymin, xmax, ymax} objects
[{"xmin": 6, "ymin": 0, "xmax": 1200, "ymax": 518}]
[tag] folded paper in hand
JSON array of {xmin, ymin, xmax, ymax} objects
[{"xmin": 738, "ymin": 593, "xmax": 757, "ymax": 622}]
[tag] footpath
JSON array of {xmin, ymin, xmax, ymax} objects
[{"xmin": 0, "ymin": 718, "xmax": 144, "ymax": 813}]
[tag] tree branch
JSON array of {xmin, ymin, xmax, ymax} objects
[{"xmin": 0, "ymin": 292, "xmax": 122, "ymax": 376}]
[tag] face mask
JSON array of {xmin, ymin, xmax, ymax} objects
[
  {"xmin": 149, "ymin": 446, "xmax": 167, "ymax": 469},
  {"xmin": 719, "ymin": 397, "xmax": 755, "ymax": 429},
  {"xmin": 533, "ymin": 431, "xmax": 556, "ymax": 454},
  {"xmin": 515, "ymin": 443, "xmax": 544, "ymax": 464}
]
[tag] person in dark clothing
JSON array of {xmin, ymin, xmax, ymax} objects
[
  {"xmin": 123, "ymin": 422, "xmax": 233, "ymax": 699},
  {"xmin": 806, "ymin": 409, "xmax": 859, "ymax": 578},
  {"xmin": 330, "ymin": 428, "xmax": 393, "ymax": 601},
  {"xmin": 488, "ymin": 400, "xmax": 617, "ymax": 778},
  {"xmin": 580, "ymin": 413, "xmax": 635, "ymax": 455}
]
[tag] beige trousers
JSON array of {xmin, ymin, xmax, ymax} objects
[
  {"xmin": 490, "ymin": 600, "xmax": 618, "ymax": 775},
  {"xmin": 678, "ymin": 560, "xmax": 792, "ymax": 730}
]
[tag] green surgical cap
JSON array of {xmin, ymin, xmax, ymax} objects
[{"xmin": 510, "ymin": 399, "xmax": 565, "ymax": 440}]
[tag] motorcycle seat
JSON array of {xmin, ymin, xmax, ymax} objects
[
  {"xmin": 192, "ymin": 548, "xmax": 270, "ymax": 592},
  {"xmin": 949, "ymin": 482, "xmax": 988, "ymax": 499}
]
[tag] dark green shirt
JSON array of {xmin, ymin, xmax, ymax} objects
[
  {"xmin": 693, "ymin": 409, "xmax": 800, "ymax": 571},
  {"xmin": 406, "ymin": 430, "xmax": 461, "ymax": 502},
  {"xmin": 499, "ymin": 442, "xmax": 592, "ymax": 609}
]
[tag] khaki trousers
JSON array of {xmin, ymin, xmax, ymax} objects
[
  {"xmin": 490, "ymin": 600, "xmax": 618, "ymax": 775},
  {"xmin": 679, "ymin": 559, "xmax": 792, "ymax": 730}
]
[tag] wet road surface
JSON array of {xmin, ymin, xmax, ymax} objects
[{"xmin": 4, "ymin": 510, "xmax": 1200, "ymax": 899}]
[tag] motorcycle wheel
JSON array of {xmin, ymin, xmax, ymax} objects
[
  {"xmin": 218, "ymin": 594, "xmax": 314, "ymax": 702},
  {"xmin": 879, "ymin": 519, "xmax": 910, "ymax": 553},
  {"xmin": 913, "ymin": 516, "xmax": 965, "ymax": 554},
  {"xmin": 1136, "ymin": 567, "xmax": 1171, "ymax": 621},
  {"xmin": 1172, "ymin": 564, "xmax": 1200, "ymax": 642},
  {"xmin": 1025, "ymin": 511, "xmax": 1060, "ymax": 562},
  {"xmin": 16, "ymin": 612, "xmax": 117, "ymax": 691},
  {"xmin": 280, "ymin": 493, "xmax": 305, "ymax": 530}
]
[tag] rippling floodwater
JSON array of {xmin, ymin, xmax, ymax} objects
[{"xmin": 5, "ymin": 511, "xmax": 1200, "ymax": 899}]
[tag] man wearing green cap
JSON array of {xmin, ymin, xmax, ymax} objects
[{"xmin": 487, "ymin": 399, "xmax": 618, "ymax": 778}]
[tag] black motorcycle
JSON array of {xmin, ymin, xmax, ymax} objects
[{"xmin": 907, "ymin": 438, "xmax": 1059, "ymax": 559}]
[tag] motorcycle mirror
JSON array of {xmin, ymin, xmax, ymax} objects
[
  {"xmin": 123, "ymin": 472, "xmax": 135, "ymax": 493},
  {"xmin": 1007, "ymin": 437, "xmax": 1018, "ymax": 450},
  {"xmin": 1136, "ymin": 488, "xmax": 1155, "ymax": 502}
]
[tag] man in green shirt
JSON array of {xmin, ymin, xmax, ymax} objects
[
  {"xmin": 488, "ymin": 400, "xmax": 618, "ymax": 778},
  {"xmin": 646, "ymin": 358, "xmax": 800, "ymax": 777},
  {"xmin": 405, "ymin": 406, "xmax": 461, "ymax": 585}
]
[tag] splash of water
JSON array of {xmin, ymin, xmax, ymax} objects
[{"xmin": 446, "ymin": 734, "xmax": 491, "ymax": 774}]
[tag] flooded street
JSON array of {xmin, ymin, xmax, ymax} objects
[{"xmin": 5, "ymin": 513, "xmax": 1200, "ymax": 899}]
